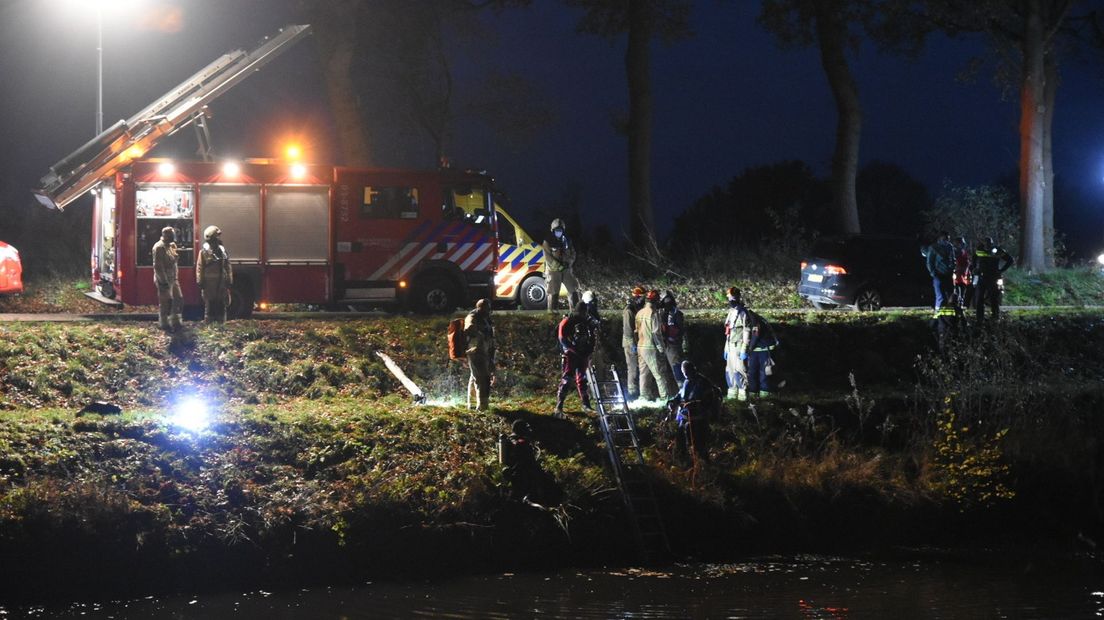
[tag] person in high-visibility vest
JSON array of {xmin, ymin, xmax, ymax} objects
[{"xmin": 971, "ymin": 237, "xmax": 1014, "ymax": 326}]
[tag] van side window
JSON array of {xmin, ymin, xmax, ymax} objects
[{"xmin": 361, "ymin": 186, "xmax": 419, "ymax": 219}]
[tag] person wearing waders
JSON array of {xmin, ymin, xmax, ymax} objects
[
  {"xmin": 196, "ymin": 225, "xmax": 233, "ymax": 323},
  {"xmin": 464, "ymin": 299, "xmax": 496, "ymax": 411},
  {"xmin": 636, "ymin": 289, "xmax": 676, "ymax": 402},
  {"xmin": 554, "ymin": 301, "xmax": 596, "ymax": 418},
  {"xmin": 152, "ymin": 226, "xmax": 182, "ymax": 331},
  {"xmin": 723, "ymin": 287, "xmax": 746, "ymax": 399}
]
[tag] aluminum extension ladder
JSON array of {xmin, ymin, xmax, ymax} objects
[{"xmin": 586, "ymin": 364, "xmax": 670, "ymax": 562}]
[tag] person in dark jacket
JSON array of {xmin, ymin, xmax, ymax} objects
[
  {"xmin": 926, "ymin": 231, "xmax": 956, "ymax": 311},
  {"xmin": 554, "ymin": 302, "xmax": 595, "ymax": 417},
  {"xmin": 953, "ymin": 236, "xmax": 973, "ymax": 310},
  {"xmin": 500, "ymin": 419, "xmax": 562, "ymax": 506},
  {"xmin": 972, "ymin": 237, "xmax": 1015, "ymax": 326},
  {"xmin": 661, "ymin": 291, "xmax": 688, "ymax": 384},
  {"xmin": 667, "ymin": 360, "xmax": 721, "ymax": 466}
]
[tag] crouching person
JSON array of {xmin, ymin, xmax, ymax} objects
[
  {"xmin": 666, "ymin": 360, "xmax": 721, "ymax": 467},
  {"xmin": 499, "ymin": 419, "xmax": 563, "ymax": 507}
]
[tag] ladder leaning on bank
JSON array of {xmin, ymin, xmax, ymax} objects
[{"xmin": 586, "ymin": 364, "xmax": 670, "ymax": 562}]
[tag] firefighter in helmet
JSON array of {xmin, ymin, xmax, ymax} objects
[
  {"xmin": 152, "ymin": 226, "xmax": 182, "ymax": 331},
  {"xmin": 196, "ymin": 225, "xmax": 233, "ymax": 323},
  {"xmin": 621, "ymin": 286, "xmax": 650, "ymax": 400},
  {"xmin": 661, "ymin": 290, "xmax": 688, "ymax": 384},
  {"xmin": 636, "ymin": 289, "xmax": 676, "ymax": 401},
  {"xmin": 542, "ymin": 218, "xmax": 579, "ymax": 312}
]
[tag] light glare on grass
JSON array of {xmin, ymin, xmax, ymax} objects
[{"xmin": 172, "ymin": 396, "xmax": 211, "ymax": 432}]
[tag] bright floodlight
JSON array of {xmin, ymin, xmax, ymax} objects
[
  {"xmin": 1097, "ymin": 253, "xmax": 1104, "ymax": 266},
  {"xmin": 158, "ymin": 161, "xmax": 175, "ymax": 176},
  {"xmin": 290, "ymin": 163, "xmax": 307, "ymax": 179},
  {"xmin": 285, "ymin": 144, "xmax": 302, "ymax": 160},
  {"xmin": 171, "ymin": 396, "xmax": 211, "ymax": 432},
  {"xmin": 222, "ymin": 161, "xmax": 241, "ymax": 177}
]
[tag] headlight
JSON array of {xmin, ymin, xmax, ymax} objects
[{"xmin": 1096, "ymin": 253, "xmax": 1104, "ymax": 267}]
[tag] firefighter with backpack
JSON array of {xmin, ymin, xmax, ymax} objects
[
  {"xmin": 461, "ymin": 299, "xmax": 496, "ymax": 411},
  {"xmin": 196, "ymin": 225, "xmax": 233, "ymax": 323}
]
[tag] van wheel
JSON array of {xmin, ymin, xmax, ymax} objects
[
  {"xmin": 518, "ymin": 275, "xmax": 547, "ymax": 310},
  {"xmin": 228, "ymin": 281, "xmax": 255, "ymax": 319},
  {"xmin": 854, "ymin": 288, "xmax": 882, "ymax": 312},
  {"xmin": 413, "ymin": 275, "xmax": 459, "ymax": 314}
]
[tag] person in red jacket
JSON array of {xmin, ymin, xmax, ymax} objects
[
  {"xmin": 554, "ymin": 302, "xmax": 596, "ymax": 417},
  {"xmin": 953, "ymin": 236, "xmax": 973, "ymax": 311}
]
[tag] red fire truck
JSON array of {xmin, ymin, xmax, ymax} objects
[{"xmin": 34, "ymin": 25, "xmax": 529, "ymax": 316}]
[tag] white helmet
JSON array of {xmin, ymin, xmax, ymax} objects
[
  {"xmin": 204, "ymin": 225, "xmax": 222, "ymax": 241},
  {"xmin": 550, "ymin": 218, "xmax": 566, "ymax": 232}
]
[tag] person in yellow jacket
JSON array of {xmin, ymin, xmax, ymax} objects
[
  {"xmin": 541, "ymin": 218, "xmax": 579, "ymax": 312},
  {"xmin": 635, "ymin": 289, "xmax": 676, "ymax": 401},
  {"xmin": 196, "ymin": 225, "xmax": 233, "ymax": 323},
  {"xmin": 463, "ymin": 298, "xmax": 496, "ymax": 411},
  {"xmin": 152, "ymin": 226, "xmax": 182, "ymax": 331}
]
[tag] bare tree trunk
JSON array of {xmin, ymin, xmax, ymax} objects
[
  {"xmin": 309, "ymin": 1, "xmax": 373, "ymax": 166},
  {"xmin": 815, "ymin": 1, "xmax": 862, "ymax": 235},
  {"xmin": 626, "ymin": 0, "xmax": 657, "ymax": 252},
  {"xmin": 1042, "ymin": 49, "xmax": 1057, "ymax": 267},
  {"xmin": 1019, "ymin": 0, "xmax": 1047, "ymax": 272}
]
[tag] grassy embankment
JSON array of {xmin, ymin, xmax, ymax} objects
[
  {"xmin": 3, "ymin": 263, "xmax": 1102, "ymax": 315},
  {"xmin": 2, "ymin": 308, "xmax": 1104, "ymax": 601}
]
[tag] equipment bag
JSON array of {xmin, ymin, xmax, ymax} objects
[{"xmin": 448, "ymin": 318, "xmax": 467, "ymax": 361}]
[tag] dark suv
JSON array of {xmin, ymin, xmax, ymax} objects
[{"xmin": 798, "ymin": 235, "xmax": 932, "ymax": 310}]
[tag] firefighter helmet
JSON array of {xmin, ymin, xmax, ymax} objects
[
  {"xmin": 646, "ymin": 289, "xmax": 659, "ymax": 302},
  {"xmin": 631, "ymin": 286, "xmax": 645, "ymax": 297},
  {"xmin": 203, "ymin": 225, "xmax": 222, "ymax": 241},
  {"xmin": 727, "ymin": 287, "xmax": 742, "ymax": 303},
  {"xmin": 550, "ymin": 218, "xmax": 566, "ymax": 231}
]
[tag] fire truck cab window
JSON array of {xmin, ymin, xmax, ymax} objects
[
  {"xmin": 361, "ymin": 186, "xmax": 419, "ymax": 219},
  {"xmin": 135, "ymin": 186, "xmax": 195, "ymax": 267}
]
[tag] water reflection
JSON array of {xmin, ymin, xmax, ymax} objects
[{"xmin": 7, "ymin": 555, "xmax": 1103, "ymax": 619}]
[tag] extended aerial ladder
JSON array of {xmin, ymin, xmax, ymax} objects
[
  {"xmin": 586, "ymin": 364, "xmax": 671, "ymax": 562},
  {"xmin": 34, "ymin": 24, "xmax": 311, "ymax": 211}
]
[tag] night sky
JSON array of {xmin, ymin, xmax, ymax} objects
[{"xmin": 2, "ymin": 0, "xmax": 1103, "ymax": 255}]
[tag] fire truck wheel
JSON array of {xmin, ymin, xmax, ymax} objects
[
  {"xmin": 518, "ymin": 275, "xmax": 547, "ymax": 310},
  {"xmin": 228, "ymin": 282, "xmax": 255, "ymax": 319},
  {"xmin": 412, "ymin": 275, "xmax": 459, "ymax": 314}
]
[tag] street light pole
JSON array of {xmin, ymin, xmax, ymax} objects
[{"xmin": 95, "ymin": 3, "xmax": 103, "ymax": 135}]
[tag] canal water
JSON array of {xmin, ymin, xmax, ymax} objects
[{"xmin": 7, "ymin": 555, "xmax": 1103, "ymax": 619}]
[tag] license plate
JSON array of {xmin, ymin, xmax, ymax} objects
[{"xmin": 806, "ymin": 273, "xmax": 823, "ymax": 283}]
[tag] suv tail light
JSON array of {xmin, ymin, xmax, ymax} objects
[{"xmin": 824, "ymin": 264, "xmax": 847, "ymax": 275}]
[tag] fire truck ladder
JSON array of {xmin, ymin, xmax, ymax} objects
[
  {"xmin": 586, "ymin": 364, "xmax": 671, "ymax": 562},
  {"xmin": 34, "ymin": 24, "xmax": 312, "ymax": 211}
]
